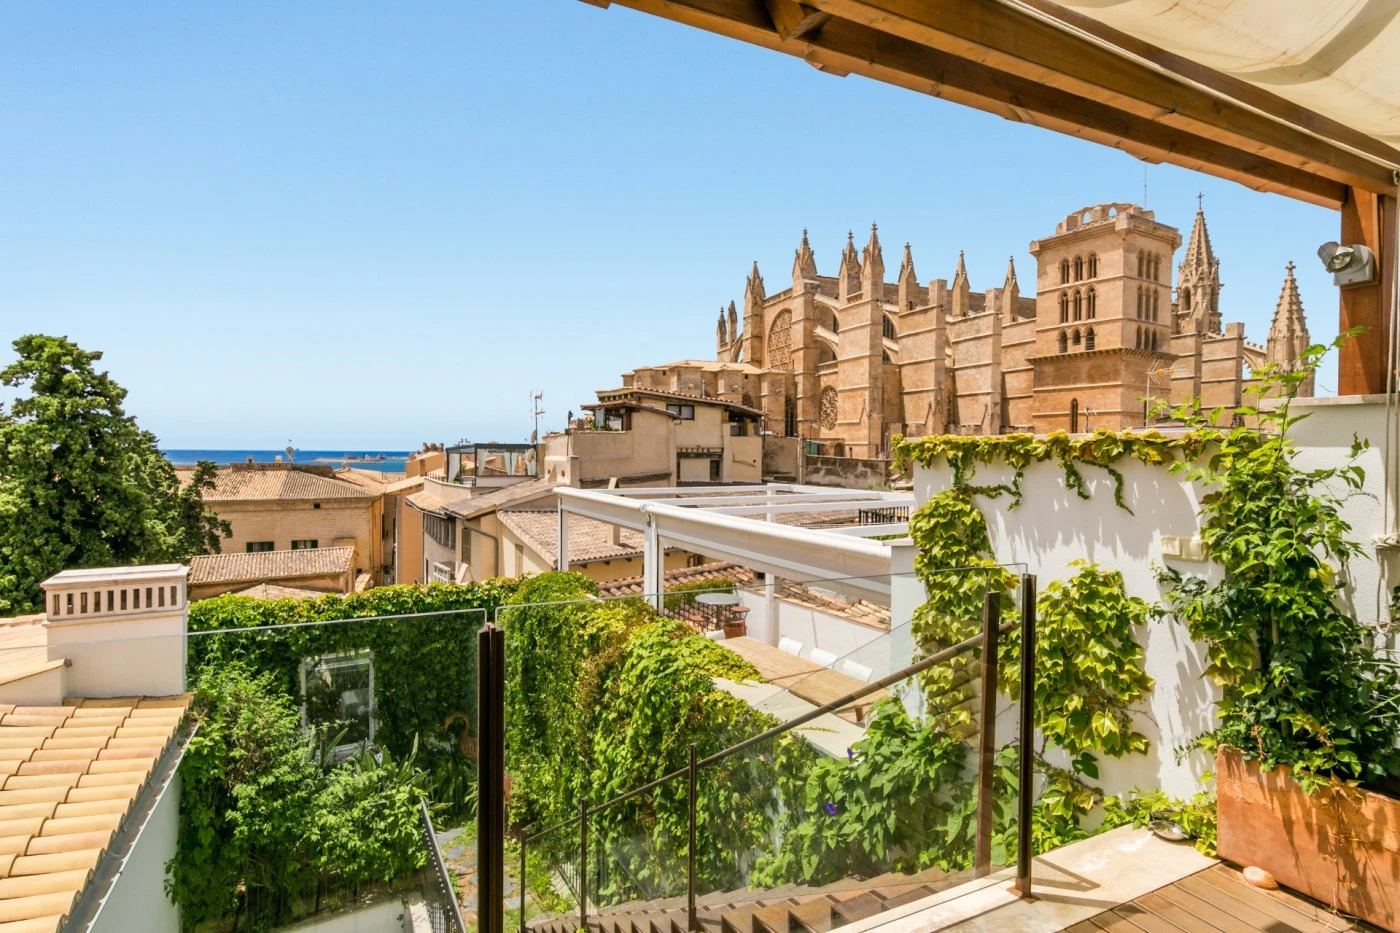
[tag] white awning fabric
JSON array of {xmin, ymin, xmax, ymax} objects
[{"xmin": 1054, "ymin": 0, "xmax": 1400, "ymax": 149}]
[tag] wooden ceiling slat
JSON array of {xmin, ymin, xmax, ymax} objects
[
  {"xmin": 809, "ymin": 0, "xmax": 1400, "ymax": 195},
  {"xmin": 605, "ymin": 0, "xmax": 1347, "ymax": 207}
]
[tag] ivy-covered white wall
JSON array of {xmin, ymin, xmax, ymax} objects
[
  {"xmin": 910, "ymin": 453, "xmax": 1222, "ymax": 801},
  {"xmin": 907, "ymin": 395, "xmax": 1400, "ymax": 803}
]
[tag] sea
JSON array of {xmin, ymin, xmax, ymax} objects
[{"xmin": 162, "ymin": 450, "xmax": 414, "ymax": 474}]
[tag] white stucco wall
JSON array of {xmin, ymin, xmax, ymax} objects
[
  {"xmin": 909, "ymin": 399, "xmax": 1400, "ymax": 801},
  {"xmin": 913, "ymin": 453, "xmax": 1222, "ymax": 800},
  {"xmin": 277, "ymin": 898, "xmax": 408, "ymax": 933},
  {"xmin": 91, "ymin": 774, "xmax": 181, "ymax": 933}
]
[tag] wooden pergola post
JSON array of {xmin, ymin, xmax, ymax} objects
[{"xmin": 1338, "ymin": 188, "xmax": 1398, "ymax": 396}]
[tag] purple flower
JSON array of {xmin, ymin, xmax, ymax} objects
[
  {"xmin": 846, "ymin": 747, "xmax": 855, "ymax": 762},
  {"xmin": 824, "ymin": 802, "xmax": 839, "ymax": 817}
]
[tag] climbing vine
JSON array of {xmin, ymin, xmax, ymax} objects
[
  {"xmin": 1156, "ymin": 338, "xmax": 1400, "ymax": 789},
  {"xmin": 894, "ymin": 428, "xmax": 1215, "ymax": 512}
]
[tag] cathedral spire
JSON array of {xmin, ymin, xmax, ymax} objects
[
  {"xmin": 1266, "ymin": 262, "xmax": 1312, "ymax": 395},
  {"xmin": 839, "ymin": 230, "xmax": 861, "ymax": 301},
  {"xmin": 1003, "ymin": 255, "xmax": 1018, "ymax": 292},
  {"xmin": 860, "ymin": 222, "xmax": 884, "ymax": 292},
  {"xmin": 1001, "ymin": 255, "xmax": 1020, "ymax": 321},
  {"xmin": 897, "ymin": 242, "xmax": 920, "ymax": 311},
  {"xmin": 793, "ymin": 228, "xmax": 817, "ymax": 280},
  {"xmin": 951, "ymin": 250, "xmax": 971, "ymax": 317},
  {"xmin": 1176, "ymin": 201, "xmax": 1222, "ymax": 335},
  {"xmin": 746, "ymin": 260, "xmax": 766, "ymax": 301}
]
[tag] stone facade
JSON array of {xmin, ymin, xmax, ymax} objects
[{"xmin": 633, "ymin": 203, "xmax": 1312, "ymax": 455}]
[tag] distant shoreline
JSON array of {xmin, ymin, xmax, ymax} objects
[{"xmin": 163, "ymin": 449, "xmax": 413, "ymax": 473}]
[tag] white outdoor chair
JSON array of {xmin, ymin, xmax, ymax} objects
[
  {"xmin": 704, "ymin": 629, "xmax": 727, "ymax": 641},
  {"xmin": 778, "ymin": 637, "xmax": 804, "ymax": 657},
  {"xmin": 839, "ymin": 659, "xmax": 874, "ymax": 682},
  {"xmin": 810, "ymin": 648, "xmax": 838, "ymax": 669}
]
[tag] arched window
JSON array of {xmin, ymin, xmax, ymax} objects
[
  {"xmin": 1134, "ymin": 327, "xmax": 1142, "ymax": 349},
  {"xmin": 1182, "ymin": 286, "xmax": 1192, "ymax": 311},
  {"xmin": 1057, "ymin": 331, "xmax": 1068, "ymax": 354},
  {"xmin": 1072, "ymin": 328, "xmax": 1082, "ymax": 347},
  {"xmin": 1086, "ymin": 287, "xmax": 1096, "ymax": 320},
  {"xmin": 1154, "ymin": 255, "xmax": 1162, "ymax": 281},
  {"xmin": 783, "ymin": 395, "xmax": 796, "ymax": 437},
  {"xmin": 1137, "ymin": 253, "xmax": 1145, "ymax": 278},
  {"xmin": 1152, "ymin": 290, "xmax": 1160, "ymax": 321},
  {"xmin": 1058, "ymin": 292, "xmax": 1069, "ymax": 323},
  {"xmin": 1070, "ymin": 398, "xmax": 1080, "ymax": 433},
  {"xmin": 1151, "ymin": 330, "xmax": 1160, "ymax": 351},
  {"xmin": 767, "ymin": 310, "xmax": 793, "ymax": 371},
  {"xmin": 1087, "ymin": 253, "xmax": 1098, "ymax": 278},
  {"xmin": 882, "ymin": 315, "xmax": 897, "ymax": 340},
  {"xmin": 1074, "ymin": 256, "xmax": 1084, "ymax": 281},
  {"xmin": 1060, "ymin": 259, "xmax": 1070, "ymax": 284},
  {"xmin": 1085, "ymin": 327, "xmax": 1096, "ymax": 351},
  {"xmin": 819, "ymin": 386, "xmax": 838, "ymax": 430},
  {"xmin": 1135, "ymin": 287, "xmax": 1143, "ymax": 319},
  {"xmin": 1073, "ymin": 290, "xmax": 1082, "ymax": 321}
]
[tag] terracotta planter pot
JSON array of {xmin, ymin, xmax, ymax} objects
[
  {"xmin": 1217, "ymin": 749, "xmax": 1400, "ymax": 932},
  {"xmin": 722, "ymin": 606, "xmax": 749, "ymax": 639}
]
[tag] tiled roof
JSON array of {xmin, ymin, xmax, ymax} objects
[
  {"xmin": 597, "ymin": 563, "xmax": 891, "ymax": 630},
  {"xmin": 384, "ymin": 475, "xmax": 426, "ymax": 495},
  {"xmin": 404, "ymin": 487, "xmax": 467, "ymax": 515},
  {"xmin": 230, "ymin": 583, "xmax": 332, "ymax": 600},
  {"xmin": 179, "ymin": 467, "xmax": 378, "ymax": 503},
  {"xmin": 187, "ymin": 547, "xmax": 354, "ymax": 587},
  {"xmin": 593, "ymin": 387, "xmax": 764, "ymax": 418},
  {"xmin": 441, "ymin": 479, "xmax": 557, "ymax": 520},
  {"xmin": 497, "ymin": 510, "xmax": 663, "ymax": 565},
  {"xmin": 596, "ymin": 562, "xmax": 756, "ymax": 598},
  {"xmin": 332, "ymin": 468, "xmax": 400, "ymax": 490},
  {"xmin": 0, "ymin": 696, "xmax": 190, "ymax": 931},
  {"xmin": 0, "ymin": 619, "xmax": 52, "ymax": 688}
]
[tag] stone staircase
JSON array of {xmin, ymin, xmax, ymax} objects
[{"xmin": 528, "ymin": 866, "xmax": 974, "ymax": 933}]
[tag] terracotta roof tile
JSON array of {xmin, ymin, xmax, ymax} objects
[
  {"xmin": 0, "ymin": 697, "xmax": 188, "ymax": 926},
  {"xmin": 230, "ymin": 583, "xmax": 333, "ymax": 601},
  {"xmin": 497, "ymin": 510, "xmax": 672, "ymax": 565},
  {"xmin": 178, "ymin": 466, "xmax": 378, "ymax": 502},
  {"xmin": 187, "ymin": 547, "xmax": 353, "ymax": 587}
]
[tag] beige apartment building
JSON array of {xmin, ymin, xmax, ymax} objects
[
  {"xmin": 183, "ymin": 463, "xmax": 385, "ymax": 583},
  {"xmin": 652, "ymin": 202, "xmax": 1311, "ymax": 456}
]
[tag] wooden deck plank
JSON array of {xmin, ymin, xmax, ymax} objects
[
  {"xmin": 1174, "ymin": 874, "xmax": 1313, "ymax": 933},
  {"xmin": 1196, "ymin": 866, "xmax": 1349, "ymax": 929},
  {"xmin": 1154, "ymin": 884, "xmax": 1271, "ymax": 933},
  {"xmin": 1107, "ymin": 902, "xmax": 1190, "ymax": 933},
  {"xmin": 1137, "ymin": 890, "xmax": 1223, "ymax": 931}
]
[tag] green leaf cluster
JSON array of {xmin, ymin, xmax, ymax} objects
[
  {"xmin": 0, "ymin": 335, "xmax": 230, "ymax": 614},
  {"xmin": 1157, "ymin": 338, "xmax": 1400, "ymax": 788},
  {"xmin": 501, "ymin": 573, "xmax": 777, "ymax": 906},
  {"xmin": 168, "ymin": 663, "xmax": 429, "ymax": 930},
  {"xmin": 187, "ymin": 579, "xmax": 519, "ymax": 812}
]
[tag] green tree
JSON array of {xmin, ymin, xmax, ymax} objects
[{"xmin": 0, "ymin": 334, "xmax": 229, "ymax": 614}]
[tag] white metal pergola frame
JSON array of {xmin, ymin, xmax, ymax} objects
[{"xmin": 556, "ymin": 483, "xmax": 912, "ymax": 601}]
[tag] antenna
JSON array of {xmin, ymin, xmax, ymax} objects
[{"xmin": 531, "ymin": 390, "xmax": 545, "ymax": 445}]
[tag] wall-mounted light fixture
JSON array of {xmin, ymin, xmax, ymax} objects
[{"xmin": 1317, "ymin": 241, "xmax": 1378, "ymax": 287}]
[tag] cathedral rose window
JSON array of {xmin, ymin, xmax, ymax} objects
[{"xmin": 768, "ymin": 310, "xmax": 793, "ymax": 371}]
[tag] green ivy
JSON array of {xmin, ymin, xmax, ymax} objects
[
  {"xmin": 187, "ymin": 579, "xmax": 519, "ymax": 812},
  {"xmin": 1157, "ymin": 338, "xmax": 1400, "ymax": 789},
  {"xmin": 167, "ymin": 663, "xmax": 429, "ymax": 931}
]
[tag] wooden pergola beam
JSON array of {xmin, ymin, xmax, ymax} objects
[{"xmin": 810, "ymin": 0, "xmax": 1400, "ymax": 197}]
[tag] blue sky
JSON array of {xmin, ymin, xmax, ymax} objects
[{"xmin": 1, "ymin": 2, "xmax": 1342, "ymax": 448}]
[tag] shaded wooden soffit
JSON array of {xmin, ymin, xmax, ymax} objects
[{"xmin": 582, "ymin": 0, "xmax": 1400, "ymax": 210}]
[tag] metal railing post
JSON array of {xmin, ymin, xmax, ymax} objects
[
  {"xmin": 687, "ymin": 742, "xmax": 698, "ymax": 932},
  {"xmin": 579, "ymin": 797, "xmax": 590, "ymax": 932},
  {"xmin": 1015, "ymin": 574, "xmax": 1036, "ymax": 898},
  {"xmin": 974, "ymin": 587, "xmax": 1001, "ymax": 876},
  {"xmin": 477, "ymin": 623, "xmax": 506, "ymax": 933},
  {"xmin": 519, "ymin": 836, "xmax": 527, "ymax": 933}
]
